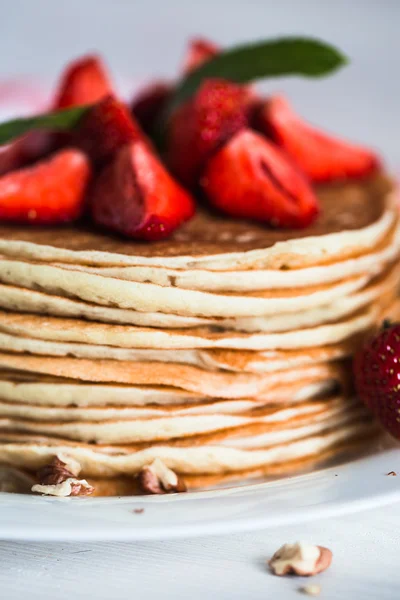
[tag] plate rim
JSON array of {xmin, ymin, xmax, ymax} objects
[{"xmin": 1, "ymin": 446, "xmax": 400, "ymax": 542}]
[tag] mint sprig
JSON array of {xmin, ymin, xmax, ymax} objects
[
  {"xmin": 0, "ymin": 36, "xmax": 347, "ymax": 146},
  {"xmin": 0, "ymin": 105, "xmax": 90, "ymax": 145},
  {"xmin": 166, "ymin": 37, "xmax": 347, "ymax": 115}
]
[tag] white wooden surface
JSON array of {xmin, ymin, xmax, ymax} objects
[
  {"xmin": 0, "ymin": 0, "xmax": 399, "ymax": 598},
  {"xmin": 1, "ymin": 503, "xmax": 400, "ymax": 599}
]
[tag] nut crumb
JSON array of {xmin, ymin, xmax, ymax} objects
[
  {"xmin": 387, "ymin": 471, "xmax": 397, "ymax": 476},
  {"xmin": 133, "ymin": 508, "xmax": 145, "ymax": 514},
  {"xmin": 137, "ymin": 459, "xmax": 187, "ymax": 495},
  {"xmin": 31, "ymin": 455, "xmax": 94, "ymax": 497},
  {"xmin": 299, "ymin": 584, "xmax": 321, "ymax": 596},
  {"xmin": 269, "ymin": 542, "xmax": 332, "ymax": 576}
]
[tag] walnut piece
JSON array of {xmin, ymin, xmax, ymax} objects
[
  {"xmin": 137, "ymin": 459, "xmax": 187, "ymax": 494},
  {"xmin": 31, "ymin": 455, "xmax": 94, "ymax": 497},
  {"xmin": 268, "ymin": 542, "xmax": 332, "ymax": 576},
  {"xmin": 32, "ymin": 478, "xmax": 93, "ymax": 497},
  {"xmin": 299, "ymin": 584, "xmax": 321, "ymax": 596}
]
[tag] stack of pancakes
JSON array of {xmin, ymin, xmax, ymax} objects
[{"xmin": 0, "ymin": 175, "xmax": 398, "ymax": 495}]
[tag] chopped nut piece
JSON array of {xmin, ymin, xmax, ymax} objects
[
  {"xmin": 133, "ymin": 508, "xmax": 145, "ymax": 514},
  {"xmin": 387, "ymin": 471, "xmax": 397, "ymax": 476},
  {"xmin": 36, "ymin": 456, "xmax": 78, "ymax": 486},
  {"xmin": 32, "ymin": 478, "xmax": 94, "ymax": 497},
  {"xmin": 268, "ymin": 542, "xmax": 332, "ymax": 576},
  {"xmin": 137, "ymin": 459, "xmax": 187, "ymax": 495},
  {"xmin": 299, "ymin": 584, "xmax": 321, "ymax": 596},
  {"xmin": 31, "ymin": 455, "xmax": 94, "ymax": 497},
  {"xmin": 55, "ymin": 454, "xmax": 82, "ymax": 477}
]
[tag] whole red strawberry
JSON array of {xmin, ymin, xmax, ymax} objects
[{"xmin": 354, "ymin": 322, "xmax": 400, "ymax": 439}]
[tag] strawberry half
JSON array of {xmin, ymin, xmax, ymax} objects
[
  {"xmin": 53, "ymin": 55, "xmax": 113, "ymax": 109},
  {"xmin": 256, "ymin": 95, "xmax": 379, "ymax": 182},
  {"xmin": 90, "ymin": 140, "xmax": 195, "ymax": 241},
  {"xmin": 181, "ymin": 37, "xmax": 219, "ymax": 73},
  {"xmin": 131, "ymin": 81, "xmax": 172, "ymax": 136},
  {"xmin": 75, "ymin": 95, "xmax": 144, "ymax": 167},
  {"xmin": 0, "ymin": 141, "xmax": 24, "ymax": 176},
  {"xmin": 354, "ymin": 323, "xmax": 400, "ymax": 440},
  {"xmin": 0, "ymin": 149, "xmax": 91, "ymax": 224},
  {"xmin": 200, "ymin": 129, "xmax": 319, "ymax": 228},
  {"xmin": 167, "ymin": 78, "xmax": 249, "ymax": 188}
]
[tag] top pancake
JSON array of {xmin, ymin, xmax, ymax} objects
[{"xmin": 0, "ymin": 175, "xmax": 394, "ymax": 270}]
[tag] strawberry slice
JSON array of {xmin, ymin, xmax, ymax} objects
[
  {"xmin": 167, "ymin": 78, "xmax": 249, "ymax": 188},
  {"xmin": 200, "ymin": 129, "xmax": 319, "ymax": 228},
  {"xmin": 131, "ymin": 81, "xmax": 172, "ymax": 136},
  {"xmin": 181, "ymin": 37, "xmax": 219, "ymax": 73},
  {"xmin": 53, "ymin": 55, "xmax": 113, "ymax": 109},
  {"xmin": 0, "ymin": 141, "xmax": 24, "ymax": 176},
  {"xmin": 256, "ymin": 95, "xmax": 379, "ymax": 182},
  {"xmin": 0, "ymin": 149, "xmax": 91, "ymax": 224},
  {"xmin": 90, "ymin": 141, "xmax": 195, "ymax": 241},
  {"xmin": 75, "ymin": 95, "xmax": 145, "ymax": 166}
]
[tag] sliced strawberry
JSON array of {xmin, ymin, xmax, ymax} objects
[
  {"xmin": 53, "ymin": 55, "xmax": 113, "ymax": 109},
  {"xmin": 256, "ymin": 95, "xmax": 379, "ymax": 182},
  {"xmin": 75, "ymin": 95, "xmax": 145, "ymax": 166},
  {"xmin": 200, "ymin": 129, "xmax": 319, "ymax": 228},
  {"xmin": 0, "ymin": 149, "xmax": 91, "ymax": 224},
  {"xmin": 131, "ymin": 81, "xmax": 172, "ymax": 136},
  {"xmin": 20, "ymin": 130, "xmax": 54, "ymax": 165},
  {"xmin": 181, "ymin": 37, "xmax": 219, "ymax": 73},
  {"xmin": 167, "ymin": 78, "xmax": 249, "ymax": 188},
  {"xmin": 0, "ymin": 141, "xmax": 24, "ymax": 176},
  {"xmin": 90, "ymin": 141, "xmax": 195, "ymax": 241}
]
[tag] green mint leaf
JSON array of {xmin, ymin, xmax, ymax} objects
[
  {"xmin": 0, "ymin": 105, "xmax": 91, "ymax": 145},
  {"xmin": 166, "ymin": 36, "xmax": 348, "ymax": 115}
]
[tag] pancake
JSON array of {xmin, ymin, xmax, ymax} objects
[
  {"xmin": 0, "ymin": 175, "xmax": 396, "ymax": 495},
  {"xmin": 0, "ymin": 258, "xmax": 376, "ymax": 318},
  {"xmin": 0, "ymin": 293, "xmax": 393, "ymax": 351},
  {"xmin": 49, "ymin": 219, "xmax": 400, "ymax": 291},
  {"xmin": 0, "ymin": 353, "xmax": 348, "ymax": 397},
  {"xmin": 0, "ymin": 406, "xmax": 375, "ymax": 477},
  {"xmin": 0, "ymin": 175, "xmax": 393, "ymax": 270},
  {"xmin": 0, "ymin": 371, "xmax": 338, "ymax": 407},
  {"xmin": 0, "ymin": 395, "xmax": 354, "ymax": 444},
  {"xmin": 1, "ymin": 429, "xmax": 375, "ymax": 494},
  {"xmin": 1, "ymin": 257, "xmax": 398, "ymax": 335},
  {"xmin": 0, "ymin": 277, "xmax": 390, "ymax": 333}
]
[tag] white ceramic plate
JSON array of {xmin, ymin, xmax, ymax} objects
[{"xmin": 1, "ymin": 446, "xmax": 400, "ymax": 542}]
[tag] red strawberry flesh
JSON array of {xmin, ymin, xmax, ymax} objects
[
  {"xmin": 131, "ymin": 81, "xmax": 172, "ymax": 136},
  {"xmin": 76, "ymin": 95, "xmax": 145, "ymax": 166},
  {"xmin": 90, "ymin": 141, "xmax": 195, "ymax": 241},
  {"xmin": 53, "ymin": 55, "xmax": 113, "ymax": 109},
  {"xmin": 354, "ymin": 323, "xmax": 400, "ymax": 440},
  {"xmin": 256, "ymin": 95, "xmax": 379, "ymax": 183},
  {"xmin": 200, "ymin": 129, "xmax": 319, "ymax": 228},
  {"xmin": 0, "ymin": 141, "xmax": 24, "ymax": 176},
  {"xmin": 181, "ymin": 37, "xmax": 219, "ymax": 73},
  {"xmin": 0, "ymin": 149, "xmax": 91, "ymax": 224},
  {"xmin": 167, "ymin": 78, "xmax": 249, "ymax": 187}
]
